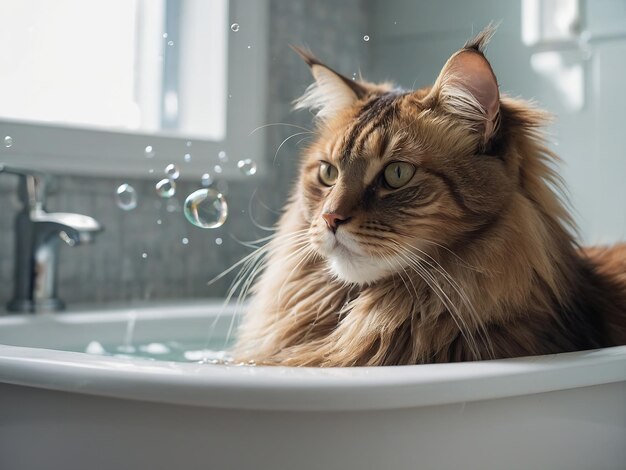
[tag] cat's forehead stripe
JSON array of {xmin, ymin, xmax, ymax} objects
[{"xmin": 340, "ymin": 92, "xmax": 401, "ymax": 162}]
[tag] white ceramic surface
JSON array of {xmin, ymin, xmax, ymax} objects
[{"xmin": 1, "ymin": 302, "xmax": 625, "ymax": 470}]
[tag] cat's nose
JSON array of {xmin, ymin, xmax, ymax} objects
[{"xmin": 322, "ymin": 212, "xmax": 351, "ymax": 233}]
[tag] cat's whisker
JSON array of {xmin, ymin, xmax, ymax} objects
[
  {"xmin": 247, "ymin": 188, "xmax": 278, "ymax": 232},
  {"xmin": 249, "ymin": 122, "xmax": 313, "ymax": 135},
  {"xmin": 273, "ymin": 131, "xmax": 313, "ymax": 165},
  {"xmin": 391, "ymin": 244, "xmax": 482, "ymax": 360},
  {"xmin": 398, "ymin": 241, "xmax": 495, "ymax": 359}
]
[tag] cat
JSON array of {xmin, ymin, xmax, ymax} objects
[{"xmin": 232, "ymin": 26, "xmax": 626, "ymax": 366}]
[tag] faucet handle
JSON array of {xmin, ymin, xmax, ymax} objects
[{"xmin": 0, "ymin": 163, "xmax": 48, "ymax": 211}]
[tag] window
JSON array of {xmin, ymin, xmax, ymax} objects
[{"xmin": 0, "ymin": 0, "xmax": 267, "ymax": 179}]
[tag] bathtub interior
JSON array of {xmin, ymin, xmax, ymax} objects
[{"xmin": 0, "ymin": 301, "xmax": 240, "ymax": 361}]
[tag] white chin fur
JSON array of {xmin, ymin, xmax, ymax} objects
[{"xmin": 329, "ymin": 253, "xmax": 392, "ymax": 285}]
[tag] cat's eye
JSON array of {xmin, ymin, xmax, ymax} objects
[
  {"xmin": 319, "ymin": 162, "xmax": 339, "ymax": 186},
  {"xmin": 383, "ymin": 162, "xmax": 416, "ymax": 189}
]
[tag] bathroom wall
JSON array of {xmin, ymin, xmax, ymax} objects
[
  {"xmin": 366, "ymin": 0, "xmax": 626, "ymax": 244},
  {"xmin": 0, "ymin": 0, "xmax": 370, "ymax": 307}
]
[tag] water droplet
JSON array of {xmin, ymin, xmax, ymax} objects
[
  {"xmin": 186, "ymin": 140, "xmax": 192, "ymax": 147},
  {"xmin": 167, "ymin": 40, "xmax": 174, "ymax": 46},
  {"xmin": 4, "ymin": 136, "xmax": 13, "ymax": 148},
  {"xmin": 218, "ymin": 150, "xmax": 228, "ymax": 162},
  {"xmin": 164, "ymin": 163, "xmax": 180, "ymax": 180},
  {"xmin": 166, "ymin": 198, "xmax": 180, "ymax": 213},
  {"xmin": 231, "ymin": 23, "xmax": 240, "ymax": 32},
  {"xmin": 201, "ymin": 173, "xmax": 213, "ymax": 187},
  {"xmin": 155, "ymin": 178, "xmax": 176, "ymax": 198},
  {"xmin": 214, "ymin": 164, "xmax": 223, "ymax": 174},
  {"xmin": 115, "ymin": 184, "xmax": 137, "ymax": 211},
  {"xmin": 182, "ymin": 237, "xmax": 189, "ymax": 245},
  {"xmin": 215, "ymin": 237, "xmax": 223, "ymax": 245},
  {"xmin": 141, "ymin": 252, "xmax": 148, "ymax": 259},
  {"xmin": 183, "ymin": 153, "xmax": 191, "ymax": 163},
  {"xmin": 363, "ymin": 35, "xmax": 370, "ymax": 42},
  {"xmin": 156, "ymin": 219, "xmax": 162, "ymax": 225},
  {"xmin": 183, "ymin": 188, "xmax": 228, "ymax": 229},
  {"xmin": 145, "ymin": 145, "xmax": 155, "ymax": 158},
  {"xmin": 162, "ymin": 33, "xmax": 168, "ymax": 38},
  {"xmin": 237, "ymin": 158, "xmax": 257, "ymax": 176}
]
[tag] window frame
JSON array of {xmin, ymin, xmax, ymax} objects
[{"xmin": 0, "ymin": 0, "xmax": 269, "ymax": 181}]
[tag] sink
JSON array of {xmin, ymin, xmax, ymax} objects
[{"xmin": 1, "ymin": 301, "xmax": 625, "ymax": 470}]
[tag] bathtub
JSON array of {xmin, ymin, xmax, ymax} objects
[{"xmin": 0, "ymin": 301, "xmax": 624, "ymax": 470}]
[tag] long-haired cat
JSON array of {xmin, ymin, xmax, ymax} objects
[{"xmin": 233, "ymin": 27, "xmax": 626, "ymax": 366}]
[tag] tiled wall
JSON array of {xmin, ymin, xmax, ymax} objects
[{"xmin": 0, "ymin": 0, "xmax": 370, "ymax": 308}]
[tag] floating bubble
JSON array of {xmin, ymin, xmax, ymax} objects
[
  {"xmin": 141, "ymin": 252, "xmax": 148, "ymax": 259},
  {"xmin": 231, "ymin": 23, "xmax": 240, "ymax": 32},
  {"xmin": 167, "ymin": 40, "xmax": 174, "ymax": 46},
  {"xmin": 182, "ymin": 237, "xmax": 189, "ymax": 245},
  {"xmin": 218, "ymin": 150, "xmax": 228, "ymax": 162},
  {"xmin": 145, "ymin": 145, "xmax": 155, "ymax": 158},
  {"xmin": 186, "ymin": 140, "xmax": 192, "ymax": 147},
  {"xmin": 214, "ymin": 164, "xmax": 223, "ymax": 174},
  {"xmin": 155, "ymin": 178, "xmax": 176, "ymax": 198},
  {"xmin": 162, "ymin": 33, "xmax": 168, "ymax": 38},
  {"xmin": 363, "ymin": 35, "xmax": 370, "ymax": 41},
  {"xmin": 215, "ymin": 237, "xmax": 223, "ymax": 245},
  {"xmin": 183, "ymin": 188, "xmax": 228, "ymax": 229},
  {"xmin": 247, "ymin": 45, "xmax": 251, "ymax": 49},
  {"xmin": 183, "ymin": 153, "xmax": 191, "ymax": 163},
  {"xmin": 164, "ymin": 163, "xmax": 180, "ymax": 180},
  {"xmin": 156, "ymin": 219, "xmax": 162, "ymax": 225},
  {"xmin": 201, "ymin": 173, "xmax": 213, "ymax": 187},
  {"xmin": 4, "ymin": 136, "xmax": 13, "ymax": 148},
  {"xmin": 237, "ymin": 158, "xmax": 257, "ymax": 176},
  {"xmin": 115, "ymin": 184, "xmax": 137, "ymax": 211}
]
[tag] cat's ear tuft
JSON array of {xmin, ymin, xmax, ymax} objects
[
  {"xmin": 425, "ymin": 26, "xmax": 500, "ymax": 148},
  {"xmin": 291, "ymin": 46, "xmax": 367, "ymax": 121}
]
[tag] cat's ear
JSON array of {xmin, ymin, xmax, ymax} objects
[
  {"xmin": 292, "ymin": 46, "xmax": 368, "ymax": 121},
  {"xmin": 424, "ymin": 26, "xmax": 500, "ymax": 148}
]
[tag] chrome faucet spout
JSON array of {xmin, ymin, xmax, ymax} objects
[{"xmin": 1, "ymin": 165, "xmax": 104, "ymax": 313}]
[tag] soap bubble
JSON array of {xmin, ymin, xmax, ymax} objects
[
  {"xmin": 231, "ymin": 23, "xmax": 240, "ymax": 32},
  {"xmin": 182, "ymin": 237, "xmax": 189, "ymax": 245},
  {"xmin": 155, "ymin": 178, "xmax": 176, "ymax": 198},
  {"xmin": 184, "ymin": 188, "xmax": 228, "ymax": 229},
  {"xmin": 237, "ymin": 158, "xmax": 257, "ymax": 176},
  {"xmin": 115, "ymin": 184, "xmax": 137, "ymax": 211},
  {"xmin": 4, "ymin": 136, "xmax": 13, "ymax": 148},
  {"xmin": 215, "ymin": 237, "xmax": 223, "ymax": 245},
  {"xmin": 164, "ymin": 163, "xmax": 180, "ymax": 180},
  {"xmin": 201, "ymin": 173, "xmax": 213, "ymax": 187},
  {"xmin": 214, "ymin": 164, "xmax": 223, "ymax": 174},
  {"xmin": 363, "ymin": 35, "xmax": 370, "ymax": 41},
  {"xmin": 183, "ymin": 153, "xmax": 191, "ymax": 162},
  {"xmin": 141, "ymin": 252, "xmax": 148, "ymax": 259},
  {"xmin": 218, "ymin": 150, "xmax": 228, "ymax": 162},
  {"xmin": 167, "ymin": 40, "xmax": 174, "ymax": 46},
  {"xmin": 145, "ymin": 145, "xmax": 155, "ymax": 158}
]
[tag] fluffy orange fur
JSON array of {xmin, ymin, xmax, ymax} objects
[{"xmin": 233, "ymin": 28, "xmax": 626, "ymax": 366}]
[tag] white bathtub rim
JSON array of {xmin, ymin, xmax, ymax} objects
[{"xmin": 1, "ymin": 343, "xmax": 625, "ymax": 412}]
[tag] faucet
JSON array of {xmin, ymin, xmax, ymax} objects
[{"xmin": 0, "ymin": 165, "xmax": 103, "ymax": 313}]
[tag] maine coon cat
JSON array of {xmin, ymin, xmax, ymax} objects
[{"xmin": 233, "ymin": 27, "xmax": 626, "ymax": 366}]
